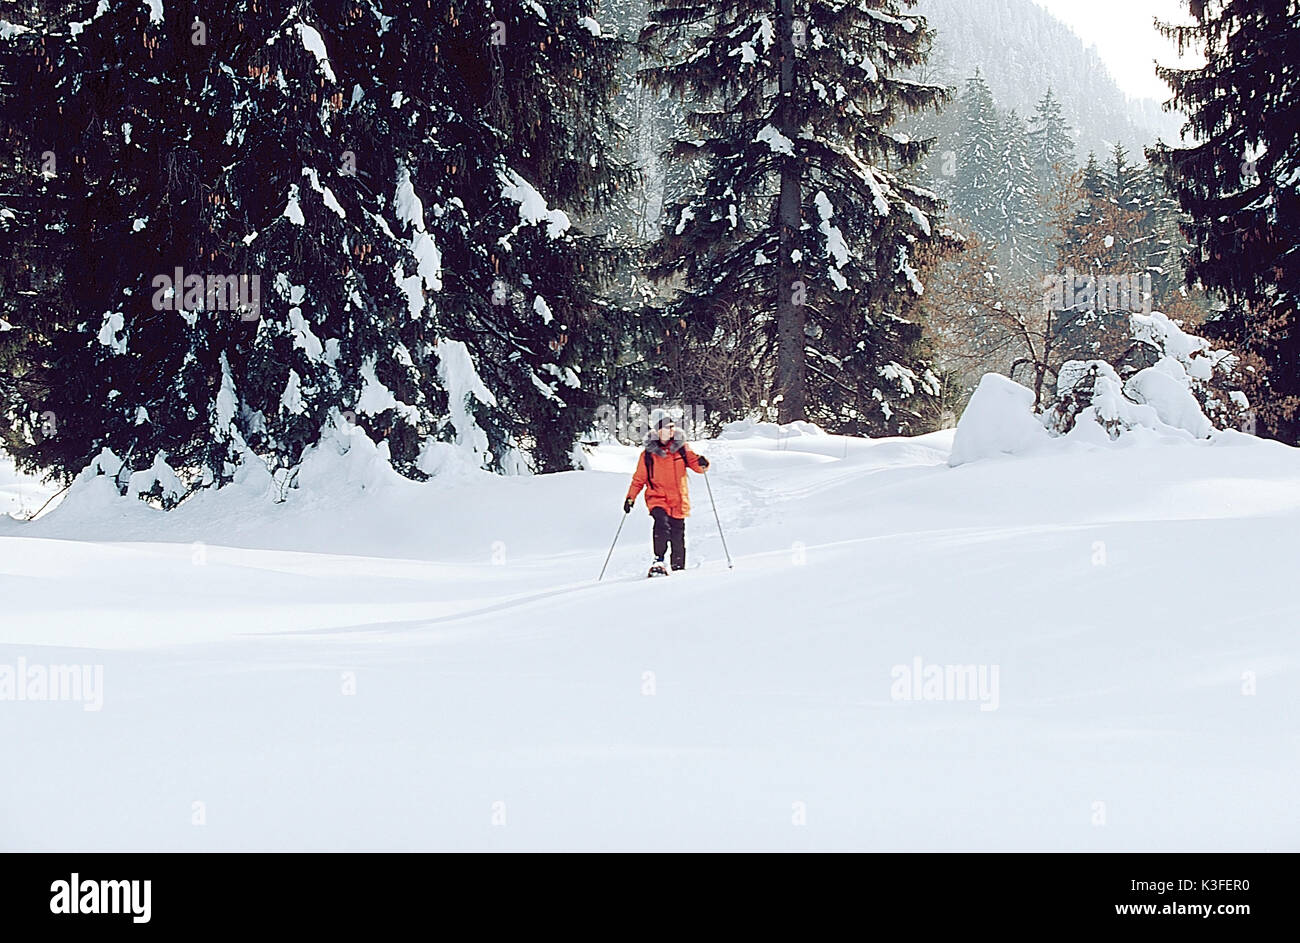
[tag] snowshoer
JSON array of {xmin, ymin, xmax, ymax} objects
[{"xmin": 624, "ymin": 409, "xmax": 710, "ymax": 576}]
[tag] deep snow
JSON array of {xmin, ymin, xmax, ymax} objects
[{"xmin": 1, "ymin": 420, "xmax": 1298, "ymax": 850}]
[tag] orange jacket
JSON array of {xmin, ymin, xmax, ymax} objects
[{"xmin": 626, "ymin": 432, "xmax": 705, "ymax": 518}]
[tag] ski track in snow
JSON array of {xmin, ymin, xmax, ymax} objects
[{"xmin": 2, "ymin": 429, "xmax": 1299, "ymax": 850}]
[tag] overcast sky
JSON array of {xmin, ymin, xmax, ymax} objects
[{"xmin": 1032, "ymin": 0, "xmax": 1202, "ymax": 102}]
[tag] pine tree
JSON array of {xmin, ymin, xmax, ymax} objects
[
  {"xmin": 640, "ymin": 0, "xmax": 956, "ymax": 433},
  {"xmin": 951, "ymin": 70, "xmax": 998, "ymax": 236},
  {"xmin": 198, "ymin": 4, "xmax": 423, "ymax": 491},
  {"xmin": 1079, "ymin": 152, "xmax": 1106, "ymax": 203},
  {"xmin": 1065, "ymin": 152, "xmax": 1108, "ymax": 245},
  {"xmin": 1133, "ymin": 159, "xmax": 1191, "ymax": 310},
  {"xmin": 1150, "ymin": 0, "xmax": 1300, "ymax": 443},
  {"xmin": 0, "ymin": 1, "xmax": 633, "ymax": 494},
  {"xmin": 592, "ymin": 0, "xmax": 695, "ymax": 425},
  {"xmin": 1024, "ymin": 87, "xmax": 1076, "ymax": 282},
  {"xmin": 604, "ymin": 0, "xmax": 680, "ymax": 243},
  {"xmin": 951, "ymin": 78, "xmax": 1043, "ymax": 277},
  {"xmin": 410, "ymin": 1, "xmax": 634, "ymax": 471},
  {"xmin": 989, "ymin": 109, "xmax": 1038, "ymax": 275},
  {"xmin": 1055, "ymin": 154, "xmax": 1143, "ymax": 324},
  {"xmin": 1105, "ymin": 142, "xmax": 1139, "ymax": 209},
  {"xmin": 0, "ymin": 10, "xmax": 40, "ymax": 434},
  {"xmin": 0, "ymin": 1, "xmax": 226, "ymax": 499},
  {"xmin": 1026, "ymin": 87, "xmax": 1073, "ymax": 189}
]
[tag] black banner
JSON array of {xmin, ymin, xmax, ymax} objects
[{"xmin": 1, "ymin": 852, "xmax": 1285, "ymax": 930}]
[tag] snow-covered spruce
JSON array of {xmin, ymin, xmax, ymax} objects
[
  {"xmin": 0, "ymin": 1, "xmax": 629, "ymax": 505},
  {"xmin": 640, "ymin": 0, "xmax": 958, "ymax": 435}
]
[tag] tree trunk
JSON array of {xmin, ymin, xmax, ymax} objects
[{"xmin": 774, "ymin": 0, "xmax": 805, "ymax": 423}]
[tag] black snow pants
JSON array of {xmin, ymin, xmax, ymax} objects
[{"xmin": 650, "ymin": 506, "xmax": 687, "ymax": 570}]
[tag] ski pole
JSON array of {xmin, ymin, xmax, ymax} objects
[
  {"xmin": 703, "ymin": 469, "xmax": 733, "ymax": 569},
  {"xmin": 598, "ymin": 511, "xmax": 630, "ymax": 581}
]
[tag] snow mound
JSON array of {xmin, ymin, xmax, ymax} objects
[
  {"xmin": 293, "ymin": 412, "xmax": 406, "ymax": 497},
  {"xmin": 719, "ymin": 419, "xmax": 826, "ymax": 440},
  {"xmin": 49, "ymin": 447, "xmax": 155, "ymax": 525},
  {"xmin": 948, "ymin": 373, "xmax": 1051, "ymax": 466},
  {"xmin": 416, "ymin": 439, "xmax": 495, "ymax": 481}
]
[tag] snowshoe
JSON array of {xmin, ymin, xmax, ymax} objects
[{"xmin": 647, "ymin": 561, "xmax": 670, "ymax": 578}]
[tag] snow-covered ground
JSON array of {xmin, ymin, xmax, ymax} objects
[
  {"xmin": 2, "ymin": 421, "xmax": 1298, "ymax": 850},
  {"xmin": 0, "ymin": 453, "xmax": 58, "ymax": 522}
]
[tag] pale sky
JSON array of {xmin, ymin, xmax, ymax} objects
[{"xmin": 1033, "ymin": 0, "xmax": 1202, "ymax": 102}]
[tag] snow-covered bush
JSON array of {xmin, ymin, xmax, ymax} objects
[
  {"xmin": 1043, "ymin": 312, "xmax": 1247, "ymax": 439},
  {"xmin": 1128, "ymin": 312, "xmax": 1248, "ymax": 431},
  {"xmin": 1045, "ymin": 359, "xmax": 1193, "ymax": 440},
  {"xmin": 951, "ymin": 314, "xmax": 1251, "ymax": 464}
]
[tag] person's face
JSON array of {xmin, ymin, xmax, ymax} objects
[{"xmin": 658, "ymin": 422, "xmax": 675, "ymax": 443}]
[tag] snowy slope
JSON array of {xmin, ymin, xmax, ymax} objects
[{"xmin": 2, "ymin": 423, "xmax": 1298, "ymax": 850}]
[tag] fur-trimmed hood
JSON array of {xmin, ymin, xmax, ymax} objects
[{"xmin": 643, "ymin": 428, "xmax": 687, "ymax": 456}]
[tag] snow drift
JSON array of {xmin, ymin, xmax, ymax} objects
[{"xmin": 2, "ymin": 419, "xmax": 1298, "ymax": 851}]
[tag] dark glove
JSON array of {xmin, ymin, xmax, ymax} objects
[
  {"xmin": 697, "ymin": 455, "xmax": 710, "ymax": 470},
  {"xmin": 623, "ymin": 497, "xmax": 634, "ymax": 513}
]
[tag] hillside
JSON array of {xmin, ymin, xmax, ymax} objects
[{"xmin": 914, "ymin": 0, "xmax": 1187, "ymax": 160}]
